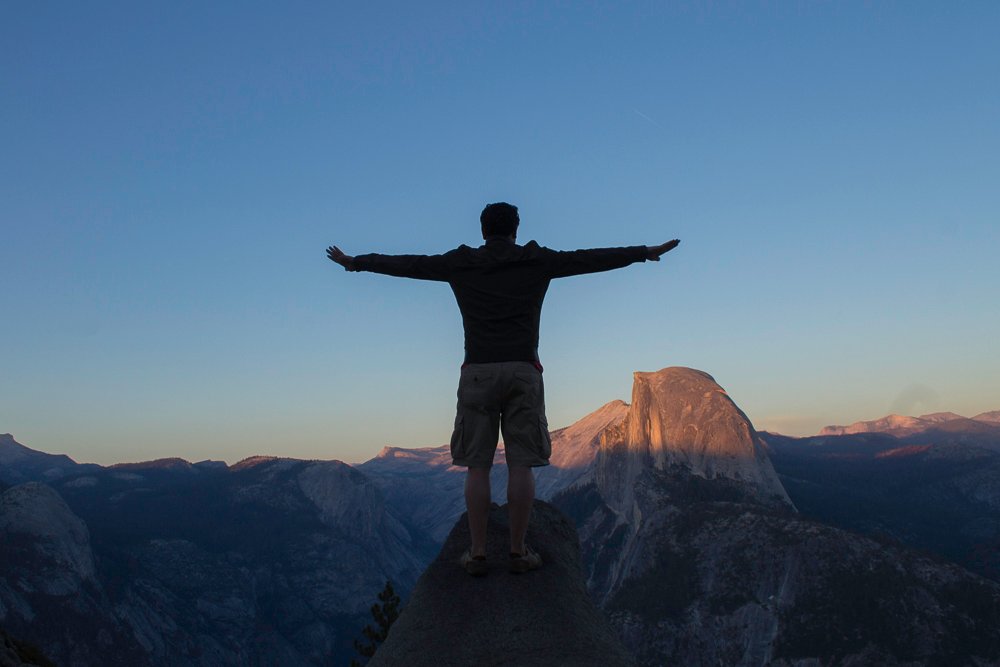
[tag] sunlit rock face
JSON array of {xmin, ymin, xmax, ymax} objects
[
  {"xmin": 536, "ymin": 399, "xmax": 629, "ymax": 499},
  {"xmin": 594, "ymin": 367, "xmax": 792, "ymax": 515},
  {"xmin": 821, "ymin": 414, "xmax": 929, "ymax": 436}
]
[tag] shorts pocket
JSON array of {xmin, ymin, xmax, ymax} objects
[
  {"xmin": 539, "ymin": 416, "xmax": 552, "ymax": 460},
  {"xmin": 450, "ymin": 415, "xmax": 465, "ymax": 462}
]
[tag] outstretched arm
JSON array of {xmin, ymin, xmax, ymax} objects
[
  {"xmin": 326, "ymin": 244, "xmax": 453, "ymax": 281},
  {"xmin": 646, "ymin": 239, "xmax": 680, "ymax": 261},
  {"xmin": 327, "ymin": 245, "xmax": 356, "ymax": 271},
  {"xmin": 546, "ymin": 239, "xmax": 681, "ymax": 279}
]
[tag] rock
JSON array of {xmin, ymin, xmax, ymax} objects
[
  {"xmin": 0, "ymin": 482, "xmax": 96, "ymax": 594},
  {"xmin": 0, "ymin": 626, "xmax": 55, "ymax": 667},
  {"xmin": 370, "ymin": 501, "xmax": 633, "ymax": 667},
  {"xmin": 594, "ymin": 367, "xmax": 792, "ymax": 515},
  {"xmin": 553, "ymin": 369, "xmax": 1000, "ymax": 666}
]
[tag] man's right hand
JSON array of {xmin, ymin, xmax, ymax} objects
[
  {"xmin": 647, "ymin": 239, "xmax": 680, "ymax": 261},
  {"xmin": 327, "ymin": 245, "xmax": 356, "ymax": 271}
]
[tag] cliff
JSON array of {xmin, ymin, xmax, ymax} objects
[
  {"xmin": 369, "ymin": 501, "xmax": 632, "ymax": 667},
  {"xmin": 594, "ymin": 367, "xmax": 792, "ymax": 516}
]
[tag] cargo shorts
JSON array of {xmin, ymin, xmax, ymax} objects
[{"xmin": 450, "ymin": 361, "xmax": 552, "ymax": 468}]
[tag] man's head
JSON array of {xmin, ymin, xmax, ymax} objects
[{"xmin": 480, "ymin": 202, "xmax": 519, "ymax": 240}]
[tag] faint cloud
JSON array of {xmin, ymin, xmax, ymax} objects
[
  {"xmin": 632, "ymin": 108, "xmax": 662, "ymax": 129},
  {"xmin": 889, "ymin": 384, "xmax": 940, "ymax": 416}
]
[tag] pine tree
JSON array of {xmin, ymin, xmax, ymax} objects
[{"xmin": 349, "ymin": 580, "xmax": 401, "ymax": 666}]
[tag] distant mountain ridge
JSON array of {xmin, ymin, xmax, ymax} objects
[
  {"xmin": 820, "ymin": 410, "xmax": 1000, "ymax": 438},
  {"xmin": 0, "ymin": 433, "xmax": 99, "ymax": 485}
]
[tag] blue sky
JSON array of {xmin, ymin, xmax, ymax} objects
[{"xmin": 2, "ymin": 2, "xmax": 998, "ymax": 465}]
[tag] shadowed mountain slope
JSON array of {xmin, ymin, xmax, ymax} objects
[
  {"xmin": 0, "ymin": 457, "xmax": 437, "ymax": 666},
  {"xmin": 0, "ymin": 434, "xmax": 97, "ymax": 485},
  {"xmin": 369, "ymin": 501, "xmax": 632, "ymax": 667},
  {"xmin": 766, "ymin": 430, "xmax": 1000, "ymax": 581}
]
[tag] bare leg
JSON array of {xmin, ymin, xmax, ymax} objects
[
  {"xmin": 465, "ymin": 467, "xmax": 491, "ymax": 557},
  {"xmin": 507, "ymin": 465, "xmax": 535, "ymax": 555}
]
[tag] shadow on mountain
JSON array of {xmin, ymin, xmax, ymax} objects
[
  {"xmin": 369, "ymin": 500, "xmax": 632, "ymax": 667},
  {"xmin": 766, "ymin": 430, "xmax": 1000, "ymax": 582},
  {"xmin": 0, "ymin": 457, "xmax": 438, "ymax": 666}
]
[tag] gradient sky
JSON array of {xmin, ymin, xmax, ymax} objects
[{"xmin": 3, "ymin": 2, "xmax": 998, "ymax": 466}]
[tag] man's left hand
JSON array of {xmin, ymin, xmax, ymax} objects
[{"xmin": 647, "ymin": 239, "xmax": 680, "ymax": 261}]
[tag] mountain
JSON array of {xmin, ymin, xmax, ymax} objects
[
  {"xmin": 552, "ymin": 367, "xmax": 1000, "ymax": 666},
  {"xmin": 766, "ymin": 430, "xmax": 1000, "ymax": 581},
  {"xmin": 370, "ymin": 501, "xmax": 633, "ymax": 667},
  {"xmin": 358, "ymin": 399, "xmax": 629, "ymax": 541},
  {"xmin": 0, "ymin": 482, "xmax": 146, "ymax": 665},
  {"xmin": 975, "ymin": 411, "xmax": 1000, "ymax": 424},
  {"xmin": 820, "ymin": 411, "xmax": 1000, "ymax": 445},
  {"xmin": 0, "ymin": 455, "xmax": 437, "ymax": 666},
  {"xmin": 592, "ymin": 367, "xmax": 792, "ymax": 521},
  {"xmin": 0, "ymin": 433, "xmax": 97, "ymax": 485}
]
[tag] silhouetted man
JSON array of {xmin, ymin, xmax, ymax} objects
[{"xmin": 327, "ymin": 202, "xmax": 679, "ymax": 576}]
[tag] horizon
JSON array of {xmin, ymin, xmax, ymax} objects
[
  {"xmin": 3, "ymin": 3, "xmax": 998, "ymax": 466},
  {"xmin": 5, "ymin": 391, "xmax": 999, "ymax": 468}
]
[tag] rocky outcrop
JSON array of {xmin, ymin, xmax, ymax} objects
[
  {"xmin": 0, "ymin": 482, "xmax": 145, "ymax": 666},
  {"xmin": 370, "ymin": 501, "xmax": 632, "ymax": 667},
  {"xmin": 594, "ymin": 367, "xmax": 791, "ymax": 517},
  {"xmin": 0, "ymin": 482, "xmax": 96, "ymax": 593}
]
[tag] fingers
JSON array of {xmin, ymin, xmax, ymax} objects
[
  {"xmin": 647, "ymin": 239, "xmax": 680, "ymax": 261},
  {"xmin": 656, "ymin": 239, "xmax": 680, "ymax": 255}
]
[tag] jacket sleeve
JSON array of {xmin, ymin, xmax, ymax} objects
[
  {"xmin": 544, "ymin": 246, "xmax": 649, "ymax": 279},
  {"xmin": 352, "ymin": 251, "xmax": 454, "ymax": 282}
]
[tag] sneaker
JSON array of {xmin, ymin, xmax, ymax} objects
[
  {"xmin": 460, "ymin": 549, "xmax": 488, "ymax": 577},
  {"xmin": 509, "ymin": 545, "xmax": 542, "ymax": 574}
]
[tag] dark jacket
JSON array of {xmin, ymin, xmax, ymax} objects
[{"xmin": 353, "ymin": 238, "xmax": 648, "ymax": 364}]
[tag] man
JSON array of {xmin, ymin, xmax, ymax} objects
[{"xmin": 327, "ymin": 202, "xmax": 679, "ymax": 576}]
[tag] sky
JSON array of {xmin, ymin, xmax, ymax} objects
[{"xmin": 2, "ymin": 2, "xmax": 998, "ymax": 466}]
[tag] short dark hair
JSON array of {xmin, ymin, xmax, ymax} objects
[{"xmin": 480, "ymin": 202, "xmax": 519, "ymax": 237}]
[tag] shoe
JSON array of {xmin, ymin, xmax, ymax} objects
[
  {"xmin": 509, "ymin": 545, "xmax": 542, "ymax": 574},
  {"xmin": 460, "ymin": 549, "xmax": 488, "ymax": 577}
]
